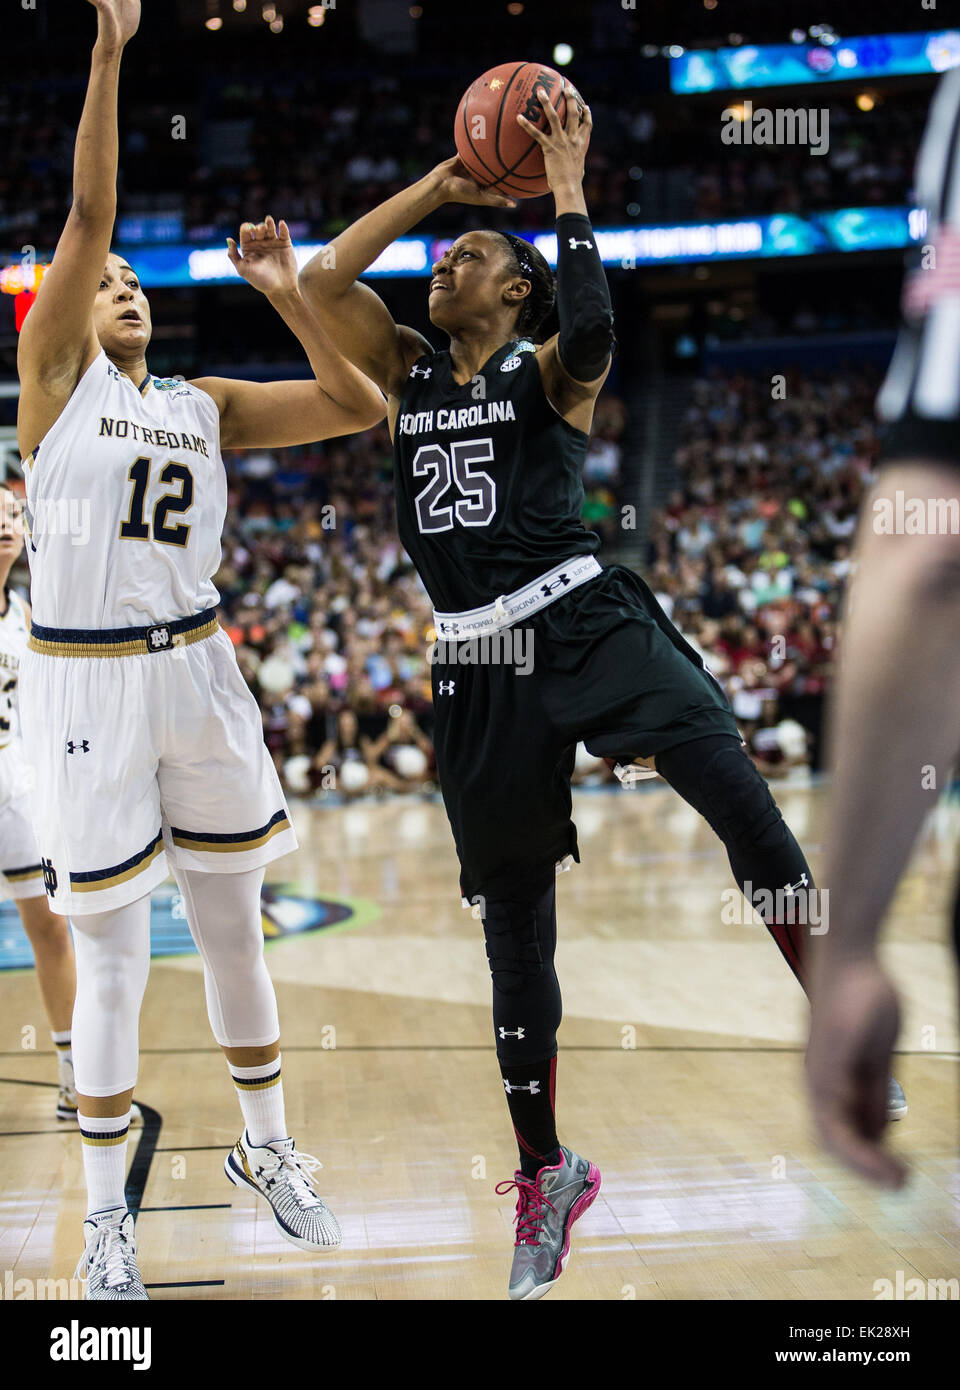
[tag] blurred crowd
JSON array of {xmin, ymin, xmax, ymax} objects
[
  {"xmin": 643, "ymin": 364, "xmax": 883, "ymax": 777},
  {"xmin": 0, "ymin": 61, "xmax": 930, "ymax": 250},
  {"xmin": 671, "ymin": 100, "xmax": 923, "ymax": 222},
  {"xmin": 0, "ymin": 24, "xmax": 901, "ymax": 795}
]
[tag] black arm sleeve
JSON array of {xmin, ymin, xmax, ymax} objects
[{"xmin": 555, "ymin": 212, "xmax": 614, "ymax": 382}]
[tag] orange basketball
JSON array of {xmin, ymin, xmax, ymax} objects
[{"xmin": 454, "ymin": 61, "xmax": 584, "ymax": 199}]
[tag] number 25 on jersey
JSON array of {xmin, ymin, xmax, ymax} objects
[{"xmin": 412, "ymin": 438, "xmax": 497, "ymax": 535}]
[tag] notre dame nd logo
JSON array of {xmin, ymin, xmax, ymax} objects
[{"xmin": 41, "ymin": 858, "xmax": 58, "ymax": 895}]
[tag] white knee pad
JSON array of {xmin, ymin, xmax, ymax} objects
[
  {"xmin": 70, "ymin": 897, "xmax": 152, "ymax": 1096},
  {"xmin": 174, "ymin": 866, "xmax": 279, "ymax": 1048}
]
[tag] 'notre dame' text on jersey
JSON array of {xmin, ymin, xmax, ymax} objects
[
  {"xmin": 393, "ymin": 338, "xmax": 600, "ymax": 612},
  {"xmin": 22, "ymin": 349, "xmax": 225, "ymax": 629}
]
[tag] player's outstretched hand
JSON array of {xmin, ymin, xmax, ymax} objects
[
  {"xmin": 227, "ymin": 217, "xmax": 299, "ymax": 298},
  {"xmin": 806, "ymin": 954, "xmax": 907, "ymax": 1189},
  {"xmin": 516, "ymin": 82, "xmax": 591, "ymax": 194},
  {"xmin": 87, "ymin": 0, "xmax": 141, "ymax": 50},
  {"xmin": 429, "ymin": 156, "xmax": 517, "ymax": 209}
]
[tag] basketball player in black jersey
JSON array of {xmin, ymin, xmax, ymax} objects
[{"xmin": 300, "ymin": 88, "xmax": 902, "ymax": 1299}]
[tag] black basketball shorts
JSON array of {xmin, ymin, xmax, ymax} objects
[{"xmin": 431, "ymin": 564, "xmax": 740, "ymax": 903}]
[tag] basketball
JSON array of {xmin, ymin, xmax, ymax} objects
[{"xmin": 454, "ymin": 61, "xmax": 584, "ymax": 198}]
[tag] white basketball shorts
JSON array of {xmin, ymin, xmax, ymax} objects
[
  {"xmin": 19, "ymin": 611, "xmax": 298, "ymax": 915},
  {"xmin": 0, "ymin": 780, "xmax": 44, "ymax": 901}
]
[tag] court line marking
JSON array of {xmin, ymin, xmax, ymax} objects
[
  {"xmin": 125, "ymin": 1102, "xmax": 161, "ymax": 1220},
  {"xmin": 5, "ymin": 1044, "xmax": 957, "ymax": 1056},
  {"xmin": 137, "ymin": 1203, "xmax": 232, "ymax": 1212},
  {"xmin": 145, "ymin": 1279, "xmax": 226, "ymax": 1289},
  {"xmin": 153, "ymin": 1144, "xmax": 235, "ymax": 1152}
]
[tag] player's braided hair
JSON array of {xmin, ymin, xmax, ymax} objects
[{"xmin": 497, "ymin": 232, "xmax": 557, "ymax": 343}]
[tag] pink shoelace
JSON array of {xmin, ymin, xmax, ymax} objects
[{"xmin": 495, "ymin": 1176, "xmax": 558, "ymax": 1246}]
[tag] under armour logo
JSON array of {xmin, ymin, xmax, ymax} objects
[
  {"xmin": 438, "ymin": 621, "xmax": 460, "ymax": 636},
  {"xmin": 503, "ymin": 1079, "xmax": 540, "ymax": 1095},
  {"xmin": 498, "ymin": 1027, "xmax": 525, "ymax": 1040},
  {"xmin": 567, "ymin": 237, "xmax": 593, "ymax": 251},
  {"xmin": 540, "ymin": 574, "xmax": 570, "ymax": 598},
  {"xmin": 409, "ymin": 364, "xmax": 432, "ymax": 378},
  {"xmin": 147, "ymin": 623, "xmax": 172, "ymax": 651},
  {"xmin": 66, "ymin": 740, "xmax": 90, "ymax": 754},
  {"xmin": 438, "ymin": 680, "xmax": 456, "ymax": 695},
  {"xmin": 783, "ymin": 874, "xmax": 809, "ymax": 895},
  {"xmin": 41, "ymin": 858, "xmax": 58, "ymax": 895}
]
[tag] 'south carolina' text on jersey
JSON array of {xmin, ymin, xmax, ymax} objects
[{"xmin": 397, "ymin": 400, "xmax": 517, "ymax": 437}]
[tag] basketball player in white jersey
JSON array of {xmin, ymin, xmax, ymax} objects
[
  {"xmin": 0, "ymin": 485, "xmax": 75, "ymax": 1115},
  {"xmin": 16, "ymin": 0, "xmax": 384, "ymax": 1299},
  {"xmin": 0, "ymin": 483, "xmax": 145, "ymax": 1132}
]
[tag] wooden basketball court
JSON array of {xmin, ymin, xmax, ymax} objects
[{"xmin": 2, "ymin": 780, "xmax": 957, "ymax": 1301}]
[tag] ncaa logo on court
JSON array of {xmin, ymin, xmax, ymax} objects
[{"xmin": 0, "ymin": 884, "xmax": 361, "ymax": 970}]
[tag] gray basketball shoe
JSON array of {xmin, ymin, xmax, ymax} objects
[
  {"xmin": 496, "ymin": 1145, "xmax": 601, "ymax": 1300},
  {"xmin": 888, "ymin": 1077, "xmax": 908, "ymax": 1121}
]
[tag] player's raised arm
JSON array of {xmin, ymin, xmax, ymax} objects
[
  {"xmin": 16, "ymin": 0, "xmax": 140, "ymax": 453},
  {"xmin": 517, "ymin": 85, "xmax": 614, "ymax": 427},
  {"xmin": 297, "ymin": 158, "xmax": 516, "ymax": 401},
  {"xmin": 190, "ymin": 218, "xmax": 385, "ymax": 449}
]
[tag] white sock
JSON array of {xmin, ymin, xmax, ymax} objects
[
  {"xmin": 52, "ymin": 1030, "xmax": 72, "ymax": 1086},
  {"xmin": 228, "ymin": 1057, "xmax": 286, "ymax": 1148},
  {"xmin": 78, "ymin": 1111, "xmax": 131, "ymax": 1217}
]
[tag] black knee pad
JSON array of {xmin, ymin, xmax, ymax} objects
[
  {"xmin": 697, "ymin": 744, "xmax": 786, "ymax": 855},
  {"xmin": 481, "ymin": 882, "xmax": 556, "ymax": 997}
]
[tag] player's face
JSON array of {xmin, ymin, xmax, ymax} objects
[
  {"xmin": 0, "ymin": 490, "xmax": 25, "ymax": 564},
  {"xmin": 94, "ymin": 254, "xmax": 152, "ymax": 354},
  {"xmin": 428, "ymin": 232, "xmax": 526, "ymax": 333}
]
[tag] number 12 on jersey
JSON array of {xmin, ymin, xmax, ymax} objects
[
  {"xmin": 412, "ymin": 437, "xmax": 497, "ymax": 534},
  {"xmin": 119, "ymin": 456, "xmax": 194, "ymax": 547}
]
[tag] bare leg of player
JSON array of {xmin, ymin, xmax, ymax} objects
[
  {"xmin": 16, "ymin": 896, "xmax": 78, "ymax": 1119},
  {"xmin": 17, "ymin": 895, "xmax": 75, "ymax": 1033}
]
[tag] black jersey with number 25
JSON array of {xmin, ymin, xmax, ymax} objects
[{"xmin": 392, "ymin": 337, "xmax": 600, "ymax": 613}]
